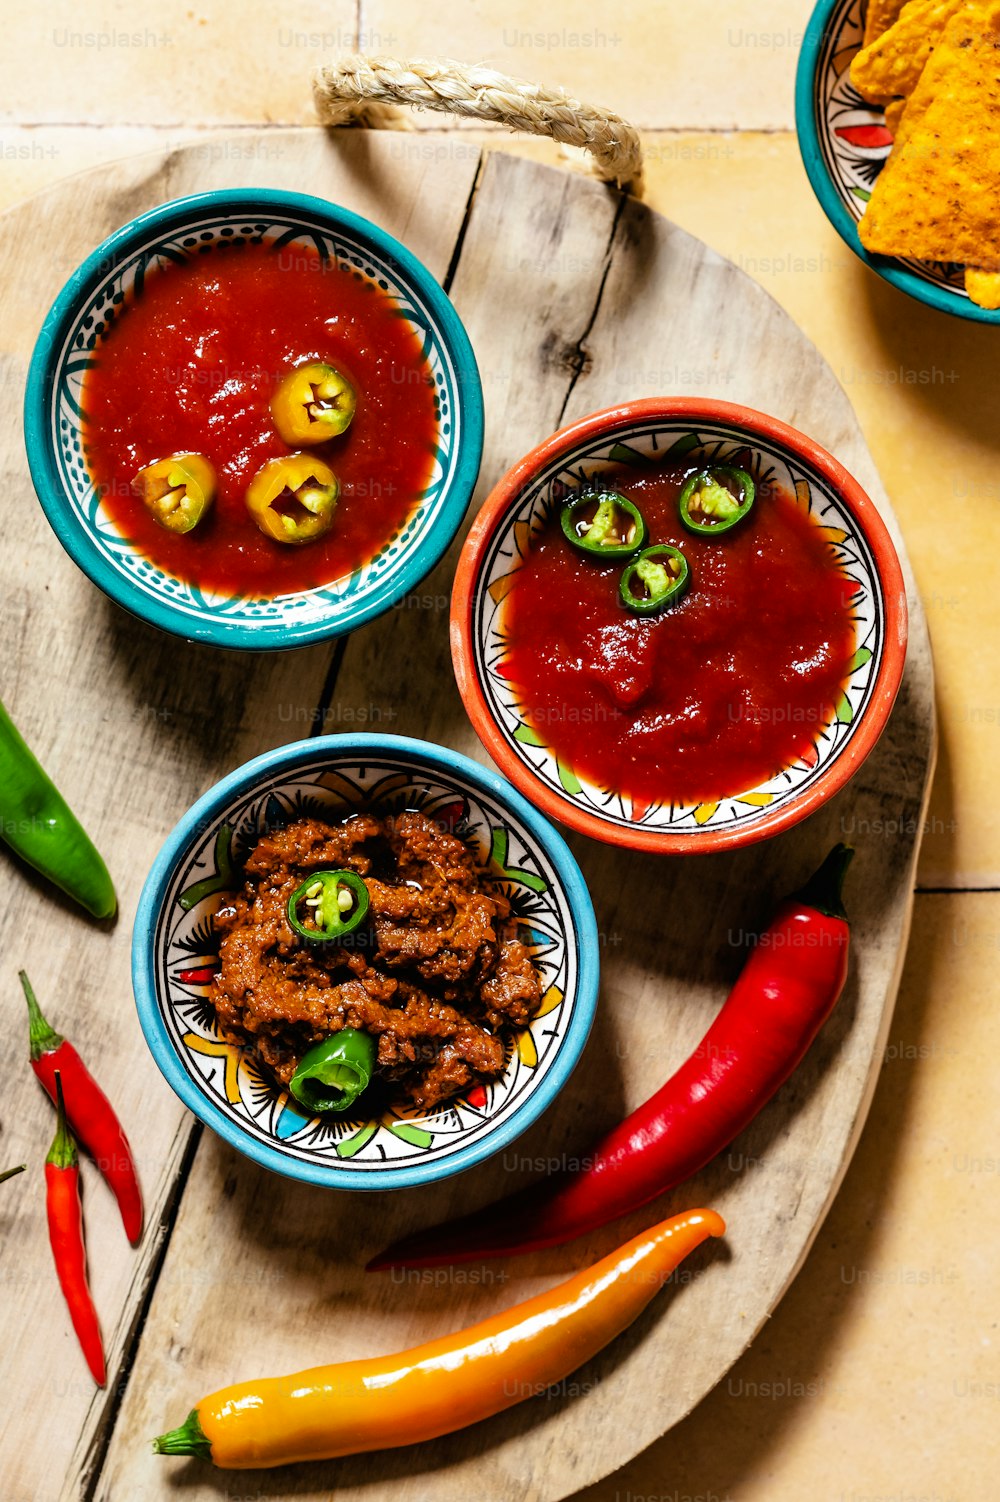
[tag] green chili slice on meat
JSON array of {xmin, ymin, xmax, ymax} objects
[
  {"xmin": 678, "ymin": 466, "xmax": 755, "ymax": 536},
  {"xmin": 287, "ymin": 869, "xmax": 370, "ymax": 942},
  {"xmin": 289, "ymin": 1028, "xmax": 377, "ymax": 1113},
  {"xmin": 619, "ymin": 545, "xmax": 690, "ymax": 616},
  {"xmin": 559, "ymin": 493, "xmax": 648, "ymax": 559}
]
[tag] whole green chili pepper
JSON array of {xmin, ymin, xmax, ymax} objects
[
  {"xmin": 287, "ymin": 869, "xmax": 369, "ymax": 943},
  {"xmin": 289, "ymin": 1029, "xmax": 377, "ymax": 1113},
  {"xmin": 0, "ymin": 700, "xmax": 116, "ymax": 919},
  {"xmin": 619, "ymin": 545, "xmax": 690, "ymax": 616},
  {"xmin": 560, "ymin": 493, "xmax": 647, "ymax": 560},
  {"xmin": 678, "ymin": 466, "xmax": 755, "ymax": 536}
]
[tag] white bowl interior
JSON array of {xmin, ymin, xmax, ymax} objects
[{"xmin": 471, "ymin": 418, "xmax": 884, "ymax": 841}]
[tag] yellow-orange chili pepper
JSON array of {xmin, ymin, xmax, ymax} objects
[
  {"xmin": 152, "ymin": 1207, "xmax": 724, "ymax": 1470},
  {"xmin": 132, "ymin": 453, "xmax": 216, "ymax": 534},
  {"xmin": 271, "ymin": 360, "xmax": 356, "ymax": 445}
]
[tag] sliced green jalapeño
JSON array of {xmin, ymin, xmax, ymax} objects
[
  {"xmin": 678, "ymin": 466, "xmax": 755, "ymax": 536},
  {"xmin": 289, "ymin": 1028, "xmax": 377, "ymax": 1113},
  {"xmin": 560, "ymin": 492, "xmax": 648, "ymax": 559},
  {"xmin": 287, "ymin": 869, "xmax": 370, "ymax": 942},
  {"xmin": 619, "ymin": 545, "xmax": 690, "ymax": 616}
]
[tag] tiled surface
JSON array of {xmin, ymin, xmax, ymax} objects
[
  {"xmin": 4, "ymin": 3, "xmax": 997, "ymax": 1498},
  {"xmin": 575, "ymin": 891, "xmax": 1000, "ymax": 1502}
]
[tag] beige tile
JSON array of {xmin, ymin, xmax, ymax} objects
[
  {"xmin": 573, "ymin": 891, "xmax": 1000, "ymax": 1502},
  {"xmin": 363, "ymin": 0, "xmax": 814, "ymax": 129},
  {"xmin": 629, "ymin": 130, "xmax": 1000, "ymax": 889},
  {"xmin": 1, "ymin": 1, "xmax": 355, "ymax": 125}
]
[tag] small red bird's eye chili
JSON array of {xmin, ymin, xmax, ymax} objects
[
  {"xmin": 23, "ymin": 971, "xmax": 143, "ymax": 1245},
  {"xmin": 369, "ymin": 845, "xmax": 854, "ymax": 1269},
  {"xmin": 45, "ymin": 1073, "xmax": 106, "ymax": 1387}
]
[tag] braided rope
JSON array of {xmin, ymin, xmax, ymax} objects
[{"xmin": 313, "ymin": 55, "xmax": 643, "ymax": 191}]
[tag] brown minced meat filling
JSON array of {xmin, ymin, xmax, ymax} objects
[{"xmin": 210, "ymin": 810, "xmax": 543, "ymax": 1112}]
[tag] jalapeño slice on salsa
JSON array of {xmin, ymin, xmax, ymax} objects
[
  {"xmin": 560, "ymin": 492, "xmax": 648, "ymax": 560},
  {"xmin": 245, "ymin": 454, "xmax": 340, "ymax": 545},
  {"xmin": 271, "ymin": 360, "xmax": 357, "ymax": 446},
  {"xmin": 287, "ymin": 869, "xmax": 370, "ymax": 942},
  {"xmin": 619, "ymin": 544, "xmax": 690, "ymax": 616},
  {"xmin": 132, "ymin": 453, "xmax": 216, "ymax": 535},
  {"xmin": 678, "ymin": 466, "xmax": 755, "ymax": 536}
]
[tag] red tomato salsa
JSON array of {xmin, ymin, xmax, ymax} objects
[
  {"xmin": 81, "ymin": 239, "xmax": 439, "ymax": 597},
  {"xmin": 501, "ymin": 463, "xmax": 858, "ymax": 806}
]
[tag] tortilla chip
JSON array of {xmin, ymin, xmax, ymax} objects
[
  {"xmin": 859, "ymin": 5, "xmax": 1000, "ymax": 267},
  {"xmin": 863, "ymin": 0, "xmax": 909, "ymax": 47},
  {"xmin": 851, "ymin": 0, "xmax": 984, "ymax": 103},
  {"xmin": 884, "ymin": 97, "xmax": 908, "ymax": 134},
  {"xmin": 965, "ymin": 267, "xmax": 1000, "ymax": 307}
]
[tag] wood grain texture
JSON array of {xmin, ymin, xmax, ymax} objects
[
  {"xmin": 0, "ymin": 132, "xmax": 933, "ymax": 1502},
  {"xmin": 0, "ymin": 129, "xmax": 480, "ymax": 1502}
]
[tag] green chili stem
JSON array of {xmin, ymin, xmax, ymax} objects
[
  {"xmin": 21, "ymin": 970, "xmax": 63, "ymax": 1060},
  {"xmin": 46, "ymin": 1074, "xmax": 77, "ymax": 1172},
  {"xmin": 153, "ymin": 1408, "xmax": 212, "ymax": 1460}
]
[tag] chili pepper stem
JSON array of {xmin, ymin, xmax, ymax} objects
[
  {"xmin": 792, "ymin": 843, "xmax": 854, "ymax": 921},
  {"xmin": 21, "ymin": 969, "xmax": 64, "ymax": 1059},
  {"xmin": 47, "ymin": 1074, "xmax": 78, "ymax": 1170},
  {"xmin": 154, "ymin": 1409, "xmax": 212, "ymax": 1459},
  {"xmin": 0, "ymin": 1163, "xmax": 26, "ymax": 1184}
]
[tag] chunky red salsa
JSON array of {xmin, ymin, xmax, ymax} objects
[
  {"xmin": 81, "ymin": 239, "xmax": 439, "ymax": 597},
  {"xmin": 502, "ymin": 463, "xmax": 857, "ymax": 806}
]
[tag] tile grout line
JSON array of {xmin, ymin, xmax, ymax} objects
[
  {"xmin": 915, "ymin": 886, "xmax": 1000, "ymax": 895},
  {"xmin": 1, "ymin": 120, "xmax": 796, "ymax": 136}
]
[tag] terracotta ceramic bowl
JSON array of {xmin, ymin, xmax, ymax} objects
[{"xmin": 451, "ymin": 398, "xmax": 908, "ymax": 855}]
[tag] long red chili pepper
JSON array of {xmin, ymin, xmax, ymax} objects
[
  {"xmin": 23, "ymin": 971, "xmax": 143, "ymax": 1245},
  {"xmin": 370, "ymin": 845, "xmax": 853, "ymax": 1270},
  {"xmin": 46, "ymin": 1073, "xmax": 107, "ymax": 1386}
]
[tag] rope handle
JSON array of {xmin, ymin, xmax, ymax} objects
[{"xmin": 312, "ymin": 55, "xmax": 643, "ymax": 193}]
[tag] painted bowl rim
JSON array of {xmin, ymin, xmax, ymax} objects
[
  {"xmin": 450, "ymin": 396, "xmax": 908, "ymax": 855},
  {"xmin": 795, "ymin": 0, "xmax": 1000, "ymax": 325},
  {"xmin": 132, "ymin": 732, "xmax": 600, "ymax": 1190},
  {"xmin": 24, "ymin": 187, "xmax": 486, "ymax": 649}
]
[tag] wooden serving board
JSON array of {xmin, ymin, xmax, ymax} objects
[{"xmin": 0, "ymin": 130, "xmax": 934, "ymax": 1502}]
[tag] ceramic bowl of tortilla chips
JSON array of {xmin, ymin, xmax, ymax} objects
[{"xmin": 797, "ymin": 0, "xmax": 1000, "ymax": 323}]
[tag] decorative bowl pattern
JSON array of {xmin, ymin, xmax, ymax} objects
[
  {"xmin": 452, "ymin": 399, "xmax": 907, "ymax": 855},
  {"xmin": 133, "ymin": 735, "xmax": 599, "ymax": 1190},
  {"xmin": 24, "ymin": 189, "xmax": 484, "ymax": 648},
  {"xmin": 796, "ymin": 0, "xmax": 1000, "ymax": 324}
]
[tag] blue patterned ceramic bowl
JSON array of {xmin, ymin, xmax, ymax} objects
[
  {"xmin": 797, "ymin": 0, "xmax": 1000, "ymax": 324},
  {"xmin": 24, "ymin": 189, "xmax": 484, "ymax": 648},
  {"xmin": 133, "ymin": 734, "xmax": 599, "ymax": 1190}
]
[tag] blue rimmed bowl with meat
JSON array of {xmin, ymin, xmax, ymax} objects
[{"xmin": 132, "ymin": 734, "xmax": 599, "ymax": 1190}]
